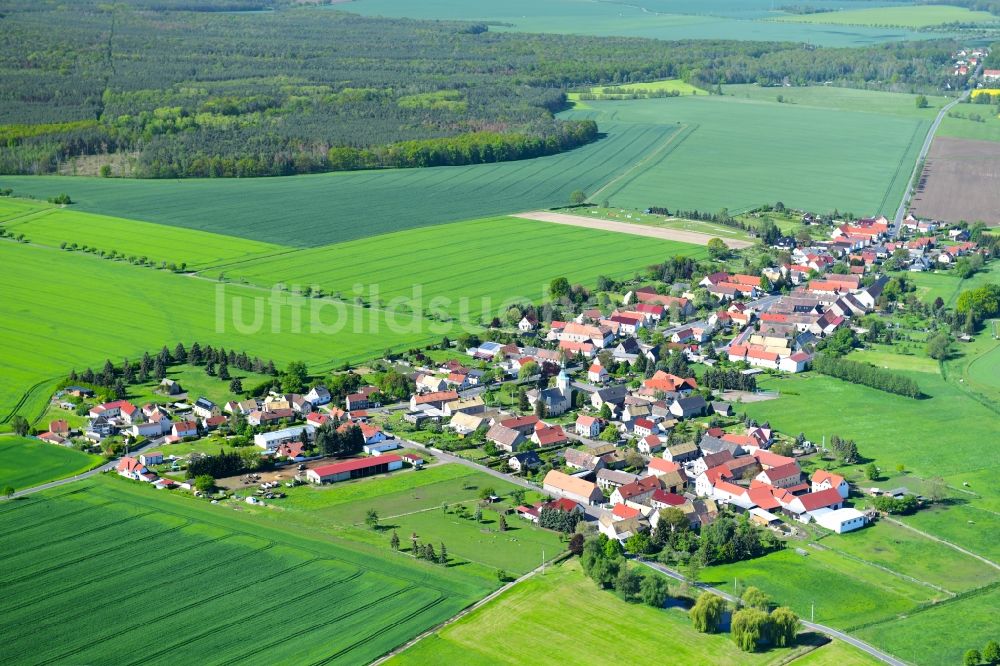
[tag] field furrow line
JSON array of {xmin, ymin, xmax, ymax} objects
[
  {"xmin": 311, "ymin": 593, "xmax": 447, "ymax": 666},
  {"xmin": 1, "ymin": 532, "xmax": 255, "ymax": 615},
  {"xmin": 0, "ymin": 508, "xmax": 157, "ymax": 560},
  {"xmin": 0, "ymin": 517, "xmax": 192, "ymax": 586},
  {"xmin": 125, "ymin": 568, "xmax": 370, "ymax": 666},
  {"xmin": 0, "ymin": 498, "xmax": 116, "ymax": 539}
]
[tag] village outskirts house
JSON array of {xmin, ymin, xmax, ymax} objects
[{"xmin": 543, "ymin": 470, "xmax": 604, "ymax": 505}]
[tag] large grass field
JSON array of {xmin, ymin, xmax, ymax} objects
[
  {"xmin": 939, "ymin": 111, "xmax": 1000, "ymax": 144},
  {"xmin": 563, "ymin": 93, "xmax": 933, "ymax": 216},
  {"xmin": 855, "ymin": 585, "xmax": 1000, "ymax": 666},
  {"xmin": 703, "ymin": 546, "xmax": 939, "ymax": 630},
  {"xmin": 0, "ymin": 121, "xmax": 679, "ymax": 246},
  {"xmin": 218, "ymin": 216, "xmax": 709, "ymax": 318},
  {"xmin": 268, "ymin": 464, "xmax": 563, "ymax": 577},
  {"xmin": 775, "ymin": 4, "xmax": 998, "ymax": 27},
  {"xmin": 390, "ymin": 558, "xmax": 854, "ymax": 665},
  {"xmin": 0, "ymin": 437, "xmax": 102, "ymax": 491},
  {"xmin": 343, "ymin": 0, "xmax": 944, "ymax": 46},
  {"xmin": 0, "ymin": 476, "xmax": 489, "ymax": 664},
  {"xmin": 0, "ymin": 241, "xmax": 436, "ymax": 428},
  {"xmin": 0, "ymin": 199, "xmax": 285, "ymax": 269}
]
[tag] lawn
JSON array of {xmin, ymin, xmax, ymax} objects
[
  {"xmin": 0, "ymin": 475, "xmax": 488, "ymax": 664},
  {"xmin": 816, "ymin": 520, "xmax": 1000, "ymax": 594},
  {"xmin": 740, "ymin": 367, "xmax": 1000, "ymax": 565},
  {"xmin": 0, "ymin": 241, "xmax": 436, "ymax": 429},
  {"xmin": 219, "ymin": 216, "xmax": 708, "ymax": 318},
  {"xmin": 270, "ymin": 463, "xmax": 563, "ymax": 576},
  {"xmin": 938, "ymin": 111, "xmax": 1000, "ymax": 144},
  {"xmin": 0, "ymin": 120, "xmax": 679, "ymax": 246},
  {"xmin": 775, "ymin": 4, "xmax": 998, "ymax": 27},
  {"xmin": 855, "ymin": 585, "xmax": 1000, "ymax": 666},
  {"xmin": 561, "ymin": 93, "xmax": 931, "ymax": 216},
  {"xmin": 944, "ymin": 318, "xmax": 1000, "ymax": 405},
  {"xmin": 0, "ymin": 436, "xmax": 102, "ymax": 491},
  {"xmin": 702, "ymin": 546, "xmax": 938, "ymax": 630},
  {"xmin": 905, "ymin": 261, "xmax": 1000, "ymax": 306},
  {"xmin": 790, "ymin": 639, "xmax": 881, "ymax": 666},
  {"xmin": 391, "ymin": 558, "xmax": 833, "ymax": 665},
  {"xmin": 0, "ymin": 198, "xmax": 286, "ymax": 268},
  {"xmin": 124, "ymin": 364, "xmax": 276, "ymax": 408}
]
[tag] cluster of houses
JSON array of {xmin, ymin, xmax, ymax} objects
[
  {"xmin": 538, "ymin": 423, "xmax": 869, "ymax": 542},
  {"xmin": 726, "ymin": 277, "xmax": 885, "ymax": 372},
  {"xmin": 952, "ymin": 46, "xmax": 991, "ymax": 78}
]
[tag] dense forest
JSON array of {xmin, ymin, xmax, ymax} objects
[{"xmin": 0, "ymin": 1, "xmax": 960, "ymax": 178}]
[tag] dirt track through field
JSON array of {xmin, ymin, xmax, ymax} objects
[{"xmin": 514, "ymin": 211, "xmax": 753, "ymax": 248}]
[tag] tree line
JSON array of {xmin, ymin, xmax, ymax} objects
[{"xmin": 812, "ymin": 353, "xmax": 923, "ymax": 399}]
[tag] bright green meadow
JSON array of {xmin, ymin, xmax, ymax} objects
[
  {"xmin": 0, "ymin": 199, "xmax": 284, "ymax": 269},
  {"xmin": 0, "ymin": 437, "xmax": 102, "ymax": 491},
  {"xmin": 0, "ymin": 476, "xmax": 487, "ymax": 664}
]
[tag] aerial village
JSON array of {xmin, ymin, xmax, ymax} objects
[{"xmin": 31, "ymin": 210, "xmax": 983, "ymax": 542}]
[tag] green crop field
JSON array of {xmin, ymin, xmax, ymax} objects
[
  {"xmin": 0, "ymin": 476, "xmax": 488, "ymax": 664},
  {"xmin": 723, "ymin": 85, "xmax": 951, "ymax": 118},
  {"xmin": 0, "ymin": 121, "xmax": 678, "ymax": 246},
  {"xmin": 0, "ymin": 199, "xmax": 284, "ymax": 269},
  {"xmin": 391, "ymin": 558, "xmax": 845, "ymax": 665},
  {"xmin": 563, "ymin": 93, "xmax": 931, "ymax": 216},
  {"xmin": 217, "ymin": 216, "xmax": 708, "ymax": 318},
  {"xmin": 0, "ymin": 241, "xmax": 435, "ymax": 428},
  {"xmin": 776, "ymin": 4, "xmax": 997, "ymax": 27},
  {"xmin": 267, "ymin": 464, "xmax": 562, "ymax": 577},
  {"xmin": 0, "ymin": 437, "xmax": 102, "ymax": 491},
  {"xmin": 343, "ymin": 0, "xmax": 944, "ymax": 46}
]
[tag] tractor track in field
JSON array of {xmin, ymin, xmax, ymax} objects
[{"xmin": 587, "ymin": 121, "xmax": 696, "ymax": 204}]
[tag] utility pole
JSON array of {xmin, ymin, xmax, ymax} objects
[{"xmin": 811, "ymin": 602, "xmax": 815, "ymax": 623}]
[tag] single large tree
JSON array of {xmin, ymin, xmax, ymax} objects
[
  {"xmin": 10, "ymin": 415, "xmax": 29, "ymax": 437},
  {"xmin": 689, "ymin": 592, "xmax": 726, "ymax": 633}
]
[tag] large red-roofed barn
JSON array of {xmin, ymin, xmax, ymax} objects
[{"xmin": 306, "ymin": 455, "xmax": 402, "ymax": 484}]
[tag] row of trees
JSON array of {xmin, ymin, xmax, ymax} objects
[
  {"xmin": 689, "ymin": 586, "xmax": 799, "ymax": 653},
  {"xmin": 812, "ymin": 353, "xmax": 923, "ymax": 399},
  {"xmin": 701, "ymin": 367, "xmax": 758, "ymax": 392},
  {"xmin": 186, "ymin": 448, "xmax": 261, "ymax": 479}
]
